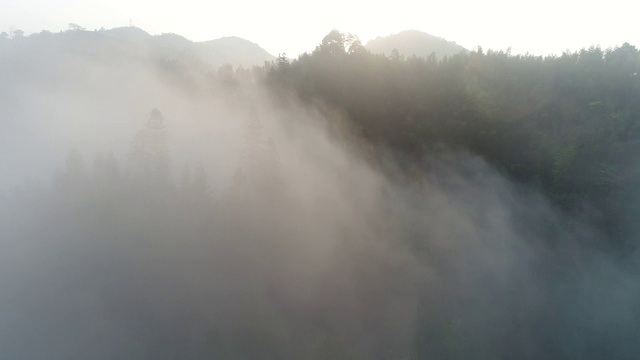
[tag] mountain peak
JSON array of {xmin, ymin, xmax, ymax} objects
[
  {"xmin": 199, "ymin": 36, "xmax": 275, "ymax": 67},
  {"xmin": 366, "ymin": 30, "xmax": 466, "ymax": 60},
  {"xmin": 99, "ymin": 26, "xmax": 151, "ymax": 43}
]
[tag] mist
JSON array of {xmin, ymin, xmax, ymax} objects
[{"xmin": 1, "ymin": 29, "xmax": 640, "ymax": 359}]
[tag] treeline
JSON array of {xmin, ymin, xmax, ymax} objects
[{"xmin": 265, "ymin": 30, "xmax": 640, "ymax": 250}]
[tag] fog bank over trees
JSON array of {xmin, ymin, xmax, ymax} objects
[{"xmin": 1, "ymin": 27, "xmax": 639, "ymax": 359}]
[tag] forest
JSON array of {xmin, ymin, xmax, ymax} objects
[
  {"xmin": 267, "ymin": 30, "xmax": 640, "ymax": 252},
  {"xmin": 1, "ymin": 28, "xmax": 639, "ymax": 359}
]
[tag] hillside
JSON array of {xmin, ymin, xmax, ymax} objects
[
  {"xmin": 0, "ymin": 27, "xmax": 275, "ymax": 70},
  {"xmin": 366, "ymin": 29, "xmax": 467, "ymax": 60}
]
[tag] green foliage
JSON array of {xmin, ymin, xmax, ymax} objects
[{"xmin": 267, "ymin": 31, "xmax": 640, "ymax": 247}]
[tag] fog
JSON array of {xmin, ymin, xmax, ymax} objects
[{"xmin": 1, "ymin": 34, "xmax": 640, "ymax": 360}]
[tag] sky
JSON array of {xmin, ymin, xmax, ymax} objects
[{"xmin": 1, "ymin": 0, "xmax": 638, "ymax": 57}]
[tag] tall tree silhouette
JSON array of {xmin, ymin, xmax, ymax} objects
[{"xmin": 128, "ymin": 108, "xmax": 170, "ymax": 183}]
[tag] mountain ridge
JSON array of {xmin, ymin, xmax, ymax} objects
[{"xmin": 2, "ymin": 26, "xmax": 276, "ymax": 69}]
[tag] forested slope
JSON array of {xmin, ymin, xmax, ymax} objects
[{"xmin": 268, "ymin": 30, "xmax": 640, "ymax": 251}]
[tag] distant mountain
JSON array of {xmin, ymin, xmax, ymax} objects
[
  {"xmin": 366, "ymin": 30, "xmax": 466, "ymax": 60},
  {"xmin": 0, "ymin": 27, "xmax": 275, "ymax": 69},
  {"xmin": 199, "ymin": 36, "xmax": 275, "ymax": 69},
  {"xmin": 101, "ymin": 26, "xmax": 152, "ymax": 43},
  {"xmin": 100, "ymin": 27, "xmax": 276, "ymax": 68}
]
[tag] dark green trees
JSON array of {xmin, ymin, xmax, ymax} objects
[{"xmin": 267, "ymin": 31, "xmax": 640, "ymax": 248}]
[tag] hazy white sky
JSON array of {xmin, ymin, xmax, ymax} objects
[{"xmin": 1, "ymin": 0, "xmax": 638, "ymax": 57}]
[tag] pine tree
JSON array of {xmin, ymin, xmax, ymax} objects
[{"xmin": 128, "ymin": 108, "xmax": 170, "ymax": 182}]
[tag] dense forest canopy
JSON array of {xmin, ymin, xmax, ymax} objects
[
  {"xmin": 1, "ymin": 28, "xmax": 639, "ymax": 359},
  {"xmin": 267, "ymin": 33, "xmax": 640, "ymax": 252}
]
